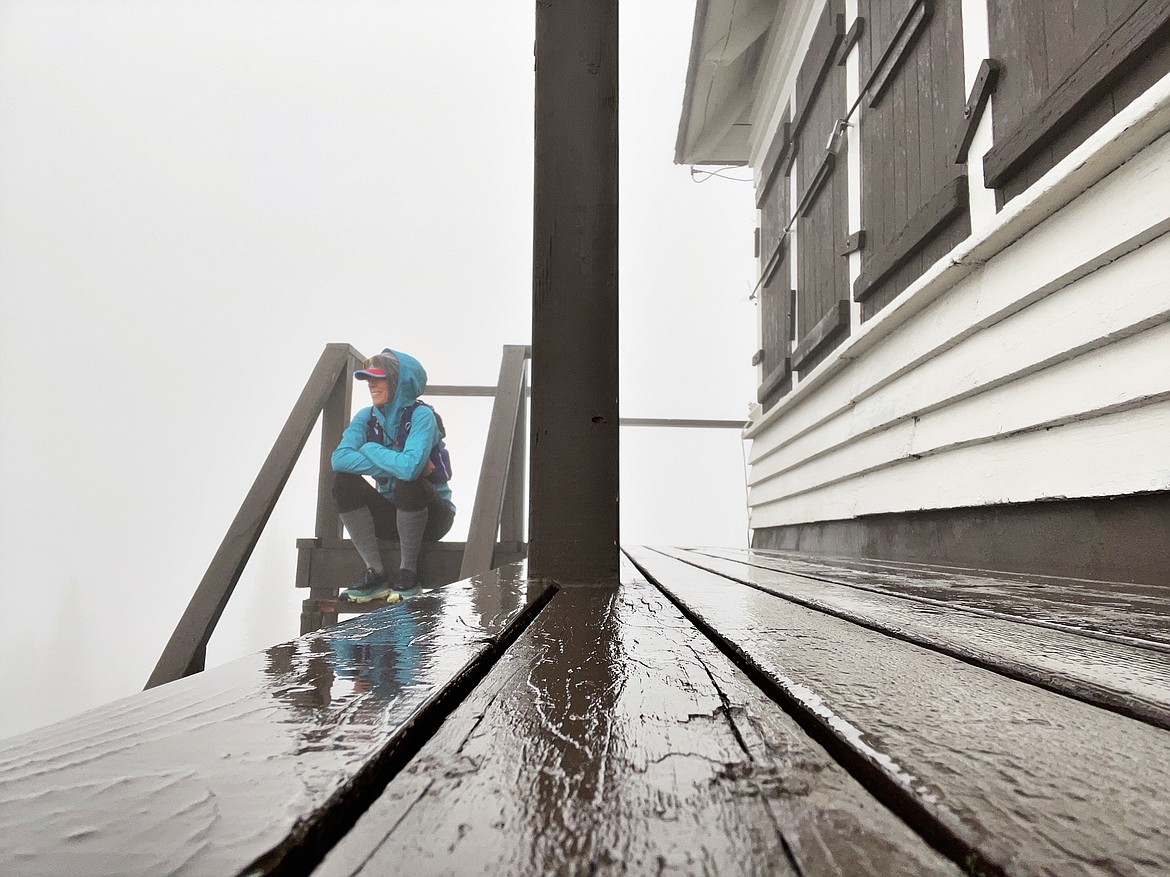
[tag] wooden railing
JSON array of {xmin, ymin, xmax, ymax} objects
[
  {"xmin": 146, "ymin": 343, "xmax": 531, "ymax": 689},
  {"xmin": 146, "ymin": 339, "xmax": 746, "ymax": 689}
]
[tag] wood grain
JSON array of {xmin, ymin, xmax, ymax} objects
[
  {"xmin": 0, "ymin": 564, "xmax": 551, "ymax": 877},
  {"xmin": 854, "ymin": 175, "xmax": 968, "ymax": 303},
  {"xmin": 672, "ymin": 547, "xmax": 1170, "ymax": 729},
  {"xmin": 984, "ymin": 0, "xmax": 1170, "ymax": 190},
  {"xmin": 630, "ymin": 548, "xmax": 1170, "ymax": 877},
  {"xmin": 316, "ymin": 563, "xmax": 960, "ymax": 877}
]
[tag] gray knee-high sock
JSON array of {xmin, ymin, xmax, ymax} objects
[
  {"xmin": 340, "ymin": 507, "xmax": 383, "ymax": 573},
  {"xmin": 396, "ymin": 507, "xmax": 429, "ymax": 572}
]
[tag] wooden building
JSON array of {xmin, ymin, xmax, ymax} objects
[{"xmin": 677, "ymin": 0, "xmax": 1170, "ymax": 584}]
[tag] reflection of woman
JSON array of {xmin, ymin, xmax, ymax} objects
[{"xmin": 326, "ymin": 607, "xmax": 421, "ymax": 699}]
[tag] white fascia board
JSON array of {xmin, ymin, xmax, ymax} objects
[{"xmin": 676, "ymin": 0, "xmax": 782, "ymax": 166}]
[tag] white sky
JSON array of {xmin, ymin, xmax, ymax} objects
[{"xmin": 0, "ymin": 0, "xmax": 756, "ymax": 739}]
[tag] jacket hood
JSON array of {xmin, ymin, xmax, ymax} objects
[{"xmin": 383, "ymin": 348, "xmax": 426, "ymax": 410}]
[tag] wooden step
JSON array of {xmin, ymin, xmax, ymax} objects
[{"xmin": 296, "ymin": 538, "xmax": 527, "ymax": 632}]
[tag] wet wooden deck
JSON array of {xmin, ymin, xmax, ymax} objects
[{"xmin": 1, "ymin": 548, "xmax": 1168, "ymax": 876}]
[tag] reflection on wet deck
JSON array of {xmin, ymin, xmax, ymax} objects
[{"xmin": 1, "ymin": 549, "xmax": 1168, "ymax": 876}]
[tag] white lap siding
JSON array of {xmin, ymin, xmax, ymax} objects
[{"xmin": 744, "ymin": 75, "xmax": 1170, "ymax": 530}]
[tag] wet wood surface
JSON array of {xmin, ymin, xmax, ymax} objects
[
  {"xmin": 668, "ymin": 547, "xmax": 1170, "ymax": 729},
  {"xmin": 0, "ymin": 563, "xmax": 551, "ymax": 877},
  {"xmin": 316, "ymin": 560, "xmax": 959, "ymax": 877},
  {"xmin": 701, "ymin": 547, "xmax": 1170, "ymax": 647},
  {"xmin": 629, "ymin": 548, "xmax": 1170, "ymax": 877}
]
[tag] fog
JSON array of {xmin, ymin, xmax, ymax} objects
[{"xmin": 0, "ymin": 1, "xmax": 755, "ymax": 739}]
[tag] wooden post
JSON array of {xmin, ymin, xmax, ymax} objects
[{"xmin": 530, "ymin": 0, "xmax": 619, "ymax": 585}]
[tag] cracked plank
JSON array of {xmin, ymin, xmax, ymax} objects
[{"xmin": 316, "ymin": 560, "xmax": 959, "ymax": 876}]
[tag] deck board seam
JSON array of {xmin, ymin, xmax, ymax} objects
[
  {"xmin": 246, "ymin": 582, "xmax": 561, "ymax": 877},
  {"xmin": 690, "ymin": 549, "xmax": 1170, "ymax": 655},
  {"xmin": 687, "ymin": 642, "xmax": 809, "ymax": 877}
]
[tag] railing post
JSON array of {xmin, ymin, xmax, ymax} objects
[
  {"xmin": 531, "ymin": 0, "xmax": 619, "ymax": 585},
  {"xmin": 460, "ymin": 345, "xmax": 529, "ymax": 579}
]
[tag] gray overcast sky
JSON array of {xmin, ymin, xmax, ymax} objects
[{"xmin": 0, "ymin": 0, "xmax": 756, "ymax": 739}]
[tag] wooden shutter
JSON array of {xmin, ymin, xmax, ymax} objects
[
  {"xmin": 756, "ymin": 107, "xmax": 794, "ymax": 408},
  {"xmin": 853, "ymin": 0, "xmax": 970, "ymax": 320},
  {"xmin": 985, "ymin": 0, "xmax": 1170, "ymax": 203},
  {"xmin": 792, "ymin": 0, "xmax": 851, "ymax": 375}
]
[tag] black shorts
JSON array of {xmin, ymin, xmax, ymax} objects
[{"xmin": 333, "ymin": 472, "xmax": 455, "ymax": 542}]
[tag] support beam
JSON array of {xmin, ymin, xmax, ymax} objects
[{"xmin": 531, "ymin": 0, "xmax": 619, "ymax": 585}]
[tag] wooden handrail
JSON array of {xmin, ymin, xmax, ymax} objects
[{"xmin": 146, "ymin": 343, "xmax": 362, "ymax": 689}]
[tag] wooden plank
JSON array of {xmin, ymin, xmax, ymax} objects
[
  {"xmin": 146, "ymin": 343, "xmax": 357, "ymax": 689},
  {"xmin": 756, "ymin": 118, "xmax": 791, "ymax": 209},
  {"xmin": 426, "ymin": 383, "xmax": 531, "ymax": 398},
  {"xmin": 0, "ymin": 564, "xmax": 554, "ymax": 877},
  {"xmin": 791, "ymin": 2, "xmax": 847, "ymax": 144},
  {"xmin": 530, "ymin": 0, "xmax": 619, "ymax": 584},
  {"xmin": 853, "ymin": 175, "xmax": 968, "ymax": 303},
  {"xmin": 749, "ymin": 320, "xmax": 1170, "ymax": 497},
  {"xmin": 620, "ymin": 418, "xmax": 747, "ymax": 429},
  {"xmin": 792, "ymin": 299, "xmax": 850, "ymax": 371},
  {"xmin": 499, "ymin": 364, "xmax": 528, "ymax": 544},
  {"xmin": 461, "ymin": 345, "xmax": 529, "ymax": 579},
  {"xmin": 295, "ymin": 538, "xmax": 526, "ymax": 596},
  {"xmin": 675, "ymin": 547, "xmax": 1170, "ymax": 729},
  {"xmin": 836, "ymin": 15, "xmax": 865, "ymax": 65},
  {"xmin": 984, "ymin": 0, "xmax": 1170, "ymax": 190},
  {"xmin": 697, "ymin": 547, "xmax": 1170, "ymax": 648},
  {"xmin": 745, "ymin": 491, "xmax": 1170, "ymax": 588},
  {"xmin": 751, "ymin": 347, "xmax": 765, "ymax": 366},
  {"xmin": 629, "ymin": 548, "xmax": 1170, "ymax": 877},
  {"xmin": 761, "ymin": 234, "xmax": 787, "ymax": 285},
  {"xmin": 316, "ymin": 562, "xmax": 961, "ymax": 877},
  {"xmin": 796, "ymin": 150, "xmax": 836, "ymax": 217},
  {"xmin": 953, "ymin": 58, "xmax": 1002, "ymax": 164},
  {"xmin": 758, "ymin": 356, "xmax": 792, "ymax": 403},
  {"xmin": 315, "ymin": 346, "xmax": 358, "ymax": 540},
  {"xmin": 838, "ymin": 228, "xmax": 866, "ymax": 256},
  {"xmin": 866, "ymin": 0, "xmax": 933, "ymax": 108},
  {"xmin": 788, "ymin": 286, "xmax": 797, "ymax": 342}
]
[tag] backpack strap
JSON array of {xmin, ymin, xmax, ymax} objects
[
  {"xmin": 393, "ymin": 401, "xmax": 451, "ymax": 484},
  {"xmin": 395, "ymin": 402, "xmax": 422, "ymax": 449}
]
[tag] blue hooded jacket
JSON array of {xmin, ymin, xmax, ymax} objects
[{"xmin": 331, "ymin": 348, "xmax": 455, "ymax": 511}]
